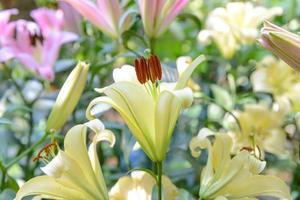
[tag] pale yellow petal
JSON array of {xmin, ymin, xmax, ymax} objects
[
  {"xmin": 175, "ymin": 55, "xmax": 206, "ymax": 90},
  {"xmin": 16, "ymin": 176, "xmax": 87, "ymax": 200},
  {"xmin": 202, "ymin": 151, "xmax": 248, "ymax": 198},
  {"xmin": 64, "ymin": 125, "xmax": 108, "ymax": 198},
  {"xmin": 85, "ymin": 119, "xmax": 116, "ymax": 199},
  {"xmin": 109, "ymin": 171, "xmax": 178, "ymax": 200},
  {"xmin": 176, "ymin": 56, "xmax": 192, "ymax": 76},
  {"xmin": 171, "ymin": 87, "xmax": 193, "ymax": 108},
  {"xmin": 155, "ymin": 90, "xmax": 181, "ymax": 161},
  {"xmin": 112, "ymin": 65, "xmax": 139, "ymax": 83},
  {"xmin": 41, "ymin": 150, "xmax": 99, "ymax": 199},
  {"xmin": 86, "ymin": 96, "xmax": 157, "ymax": 161},
  {"xmin": 224, "ymin": 175, "xmax": 291, "ymax": 199},
  {"xmin": 86, "ymin": 81, "xmax": 158, "ymax": 161},
  {"xmin": 189, "ymin": 128, "xmax": 215, "ymax": 158},
  {"xmin": 211, "ymin": 134, "xmax": 232, "ymax": 178}
]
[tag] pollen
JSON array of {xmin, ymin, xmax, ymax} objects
[{"xmin": 134, "ymin": 54, "xmax": 162, "ymax": 84}]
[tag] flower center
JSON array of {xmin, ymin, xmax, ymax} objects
[
  {"xmin": 13, "ymin": 22, "xmax": 44, "ymax": 47},
  {"xmin": 240, "ymin": 145, "xmax": 262, "ymax": 159},
  {"xmin": 33, "ymin": 140, "xmax": 58, "ymax": 164}
]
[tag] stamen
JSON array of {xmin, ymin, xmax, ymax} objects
[
  {"xmin": 29, "ymin": 32, "xmax": 44, "ymax": 46},
  {"xmin": 33, "ymin": 141, "xmax": 58, "ymax": 162},
  {"xmin": 240, "ymin": 146, "xmax": 254, "ymax": 152},
  {"xmin": 134, "ymin": 54, "xmax": 162, "ymax": 84}
]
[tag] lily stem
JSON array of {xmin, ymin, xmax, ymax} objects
[
  {"xmin": 4, "ymin": 132, "xmax": 48, "ymax": 169},
  {"xmin": 149, "ymin": 37, "xmax": 156, "ymax": 54},
  {"xmin": 156, "ymin": 161, "xmax": 163, "ymax": 200}
]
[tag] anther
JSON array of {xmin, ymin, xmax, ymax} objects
[
  {"xmin": 33, "ymin": 141, "xmax": 58, "ymax": 162},
  {"xmin": 29, "ymin": 32, "xmax": 44, "ymax": 46},
  {"xmin": 134, "ymin": 54, "xmax": 162, "ymax": 84}
]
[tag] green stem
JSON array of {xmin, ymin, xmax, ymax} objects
[
  {"xmin": 0, "ymin": 162, "xmax": 6, "ymax": 191},
  {"xmin": 149, "ymin": 37, "xmax": 156, "ymax": 54},
  {"xmin": 156, "ymin": 161, "xmax": 163, "ymax": 200},
  {"xmin": 4, "ymin": 132, "xmax": 48, "ymax": 169},
  {"xmin": 24, "ymin": 110, "xmax": 35, "ymax": 179}
]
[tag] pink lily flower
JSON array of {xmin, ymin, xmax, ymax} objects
[
  {"xmin": 0, "ymin": 8, "xmax": 78, "ymax": 81},
  {"xmin": 138, "ymin": 0, "xmax": 188, "ymax": 38},
  {"xmin": 62, "ymin": 0, "xmax": 133, "ymax": 38},
  {"xmin": 0, "ymin": 9, "xmax": 18, "ymax": 61}
]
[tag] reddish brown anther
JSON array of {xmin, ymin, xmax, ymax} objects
[
  {"xmin": 134, "ymin": 54, "xmax": 162, "ymax": 84},
  {"xmin": 33, "ymin": 141, "xmax": 57, "ymax": 162}
]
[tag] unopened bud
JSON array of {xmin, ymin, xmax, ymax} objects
[{"xmin": 46, "ymin": 61, "xmax": 89, "ymax": 132}]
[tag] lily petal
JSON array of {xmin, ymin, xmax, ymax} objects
[
  {"xmin": 86, "ymin": 81, "xmax": 158, "ymax": 161},
  {"xmin": 63, "ymin": 0, "xmax": 115, "ymax": 37},
  {"xmin": 175, "ymin": 55, "xmax": 206, "ymax": 90},
  {"xmin": 64, "ymin": 125, "xmax": 108, "ymax": 198},
  {"xmin": 155, "ymin": 90, "xmax": 181, "ymax": 160},
  {"xmin": 224, "ymin": 175, "xmax": 291, "ymax": 199},
  {"xmin": 16, "ymin": 176, "xmax": 87, "ymax": 200}
]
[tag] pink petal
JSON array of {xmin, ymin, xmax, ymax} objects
[
  {"xmin": 60, "ymin": 32, "xmax": 79, "ymax": 44},
  {"xmin": 59, "ymin": 1, "xmax": 82, "ymax": 34},
  {"xmin": 41, "ymin": 35, "xmax": 61, "ymax": 69},
  {"xmin": 157, "ymin": 0, "xmax": 188, "ymax": 36},
  {"xmin": 138, "ymin": 0, "xmax": 159, "ymax": 37},
  {"xmin": 31, "ymin": 8, "xmax": 64, "ymax": 36},
  {"xmin": 62, "ymin": 0, "xmax": 116, "ymax": 37},
  {"xmin": 97, "ymin": 0, "xmax": 122, "ymax": 33},
  {"xmin": 0, "ymin": 9, "xmax": 18, "ymax": 31},
  {"xmin": 37, "ymin": 65, "xmax": 55, "ymax": 81}
]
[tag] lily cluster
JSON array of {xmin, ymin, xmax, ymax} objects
[
  {"xmin": 17, "ymin": 120, "xmax": 178, "ymax": 200},
  {"xmin": 251, "ymin": 55, "xmax": 300, "ymax": 112},
  {"xmin": 198, "ymin": 2, "xmax": 282, "ymax": 59},
  {"xmin": 0, "ymin": 8, "xmax": 78, "ymax": 81}
]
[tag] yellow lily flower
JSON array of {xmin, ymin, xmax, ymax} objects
[
  {"xmin": 109, "ymin": 171, "xmax": 178, "ymax": 200},
  {"xmin": 46, "ymin": 61, "xmax": 89, "ymax": 132},
  {"xmin": 198, "ymin": 2, "xmax": 282, "ymax": 59},
  {"xmin": 225, "ymin": 104, "xmax": 287, "ymax": 157},
  {"xmin": 16, "ymin": 119, "xmax": 115, "ymax": 200},
  {"xmin": 251, "ymin": 55, "xmax": 300, "ymax": 111},
  {"xmin": 189, "ymin": 131, "xmax": 291, "ymax": 200},
  {"xmin": 86, "ymin": 55, "xmax": 205, "ymax": 162}
]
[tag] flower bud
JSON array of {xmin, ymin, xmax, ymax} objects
[
  {"xmin": 259, "ymin": 21, "xmax": 300, "ymax": 71},
  {"xmin": 46, "ymin": 61, "xmax": 89, "ymax": 132}
]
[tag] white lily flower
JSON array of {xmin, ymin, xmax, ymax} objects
[
  {"xmin": 86, "ymin": 55, "xmax": 205, "ymax": 162},
  {"xmin": 189, "ymin": 132, "xmax": 291, "ymax": 200},
  {"xmin": 109, "ymin": 171, "xmax": 179, "ymax": 200},
  {"xmin": 16, "ymin": 119, "xmax": 115, "ymax": 200},
  {"xmin": 198, "ymin": 2, "xmax": 282, "ymax": 59},
  {"xmin": 225, "ymin": 104, "xmax": 287, "ymax": 157}
]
